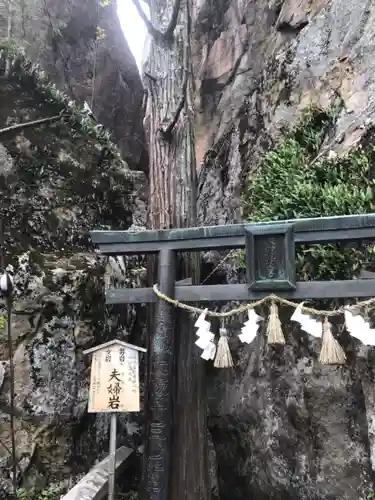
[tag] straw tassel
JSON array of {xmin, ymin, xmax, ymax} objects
[
  {"xmin": 214, "ymin": 327, "xmax": 233, "ymax": 368},
  {"xmin": 319, "ymin": 317, "xmax": 346, "ymax": 365},
  {"xmin": 266, "ymin": 300, "xmax": 285, "ymax": 345}
]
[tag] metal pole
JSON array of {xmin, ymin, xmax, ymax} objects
[
  {"xmin": 7, "ymin": 296, "xmax": 16, "ymax": 492},
  {"xmin": 108, "ymin": 412, "xmax": 117, "ymax": 500},
  {"xmin": 144, "ymin": 248, "xmax": 175, "ymax": 500},
  {"xmin": 0, "ymin": 219, "xmax": 16, "ymax": 493}
]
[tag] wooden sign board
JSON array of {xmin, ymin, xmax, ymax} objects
[{"xmin": 84, "ymin": 340, "xmax": 146, "ymax": 413}]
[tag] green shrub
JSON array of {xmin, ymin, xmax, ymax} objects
[
  {"xmin": 242, "ymin": 103, "xmax": 375, "ymax": 280},
  {"xmin": 16, "ymin": 487, "xmax": 60, "ymax": 500},
  {"xmin": 121, "ymin": 492, "xmax": 138, "ymax": 500}
]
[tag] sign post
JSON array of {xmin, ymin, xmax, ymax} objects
[
  {"xmin": 108, "ymin": 412, "xmax": 117, "ymax": 500},
  {"xmin": 83, "ymin": 339, "xmax": 147, "ymax": 500},
  {"xmin": 90, "ymin": 213, "xmax": 375, "ymax": 500}
]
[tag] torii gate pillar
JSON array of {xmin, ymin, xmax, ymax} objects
[
  {"xmin": 90, "ymin": 213, "xmax": 375, "ymax": 500},
  {"xmin": 144, "ymin": 248, "xmax": 175, "ymax": 500}
]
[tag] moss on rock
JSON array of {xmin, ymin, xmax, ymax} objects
[
  {"xmin": 0, "ymin": 41, "xmax": 135, "ymax": 255},
  {"xmin": 242, "ymin": 102, "xmax": 375, "ymax": 281},
  {"xmin": 0, "ymin": 42, "xmax": 143, "ymax": 493}
]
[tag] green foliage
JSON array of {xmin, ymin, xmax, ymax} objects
[
  {"xmin": 95, "ymin": 27, "xmax": 106, "ymax": 41},
  {"xmin": 16, "ymin": 487, "xmax": 60, "ymax": 500},
  {"xmin": 0, "ymin": 40, "xmax": 20, "ymax": 58},
  {"xmin": 0, "ymin": 41, "xmax": 119, "ymax": 154},
  {"xmin": 242, "ymin": 103, "xmax": 375, "ymax": 280},
  {"xmin": 120, "ymin": 492, "xmax": 138, "ymax": 500},
  {"xmin": 0, "ymin": 40, "xmax": 134, "ymax": 251}
]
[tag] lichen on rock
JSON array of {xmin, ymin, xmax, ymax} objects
[
  {"xmin": 201, "ymin": 108, "xmax": 375, "ymax": 500},
  {"xmin": 0, "ymin": 42, "xmax": 147, "ymax": 493},
  {"xmin": 0, "ymin": 0, "xmax": 147, "ymax": 171},
  {"xmin": 190, "ymin": 1, "xmax": 375, "ymax": 497}
]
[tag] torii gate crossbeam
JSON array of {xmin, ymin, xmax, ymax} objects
[{"xmin": 89, "ymin": 213, "xmax": 375, "ymax": 500}]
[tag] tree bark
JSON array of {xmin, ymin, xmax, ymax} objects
[{"xmin": 142, "ymin": 1, "xmax": 211, "ymax": 499}]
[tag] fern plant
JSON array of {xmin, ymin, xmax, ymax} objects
[
  {"xmin": 16, "ymin": 487, "xmax": 60, "ymax": 500},
  {"xmin": 242, "ymin": 103, "xmax": 375, "ymax": 280}
]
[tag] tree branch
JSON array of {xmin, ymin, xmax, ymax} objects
[
  {"xmin": 165, "ymin": 0, "xmax": 182, "ymax": 38},
  {"xmin": 132, "ymin": 0, "xmax": 163, "ymax": 40},
  {"xmin": 0, "ymin": 114, "xmax": 63, "ymax": 137},
  {"xmin": 132, "ymin": 0, "xmax": 182, "ymax": 42},
  {"xmin": 159, "ymin": 74, "xmax": 187, "ymax": 139},
  {"xmin": 0, "ymin": 438, "xmax": 24, "ymax": 480},
  {"xmin": 159, "ymin": 9, "xmax": 189, "ymax": 140},
  {"xmin": 144, "ymin": 71, "xmax": 157, "ymax": 82},
  {"xmin": 141, "ymin": 89, "xmax": 148, "ymax": 115}
]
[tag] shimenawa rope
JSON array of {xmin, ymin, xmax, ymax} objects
[
  {"xmin": 152, "ymin": 284, "xmax": 375, "ymax": 318},
  {"xmin": 152, "ymin": 284, "xmax": 373, "ymax": 367}
]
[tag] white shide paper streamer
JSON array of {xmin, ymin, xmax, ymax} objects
[
  {"xmin": 291, "ymin": 302, "xmax": 322, "ymax": 338},
  {"xmin": 344, "ymin": 309, "xmax": 375, "ymax": 346},
  {"xmin": 238, "ymin": 309, "xmax": 264, "ymax": 344},
  {"xmin": 194, "ymin": 308, "xmax": 216, "ymax": 359}
]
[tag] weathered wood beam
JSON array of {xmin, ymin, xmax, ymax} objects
[
  {"xmin": 176, "ymin": 277, "xmax": 192, "ymax": 286},
  {"xmin": 60, "ymin": 446, "xmax": 133, "ymax": 500},
  {"xmin": 358, "ymin": 270, "xmax": 375, "ymax": 279},
  {"xmin": 105, "ymin": 278, "xmax": 375, "ymax": 304},
  {"xmin": 0, "ymin": 113, "xmax": 63, "ymax": 136}
]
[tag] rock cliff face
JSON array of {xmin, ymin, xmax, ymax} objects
[
  {"xmin": 2, "ymin": 0, "xmax": 375, "ymax": 498},
  {"xmin": 0, "ymin": 0, "xmax": 147, "ymax": 171},
  {"xmin": 0, "ymin": 0, "xmax": 148, "ymax": 495},
  {"xmin": 194, "ymin": 0, "xmax": 375, "ymax": 225},
  {"xmin": 0, "ymin": 45, "xmax": 147, "ymax": 494},
  {"xmin": 188, "ymin": 1, "xmax": 375, "ymax": 499}
]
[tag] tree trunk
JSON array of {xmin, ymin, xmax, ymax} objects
[
  {"xmin": 142, "ymin": 0, "xmax": 210, "ymax": 499},
  {"xmin": 143, "ymin": 4, "xmax": 194, "ymax": 230}
]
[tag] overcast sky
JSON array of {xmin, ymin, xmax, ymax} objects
[{"xmin": 117, "ymin": 0, "xmax": 149, "ymax": 70}]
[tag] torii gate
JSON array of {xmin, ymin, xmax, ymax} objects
[{"xmin": 89, "ymin": 213, "xmax": 375, "ymax": 500}]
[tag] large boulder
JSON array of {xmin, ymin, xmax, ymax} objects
[
  {"xmin": 0, "ymin": 44, "xmax": 147, "ymax": 493},
  {"xmin": 190, "ymin": 1, "xmax": 375, "ymax": 498},
  {"xmin": 194, "ymin": 0, "xmax": 375, "ymax": 225},
  {"xmin": 0, "ymin": 0, "xmax": 147, "ymax": 171},
  {"xmin": 140, "ymin": 0, "xmax": 375, "ymax": 497}
]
